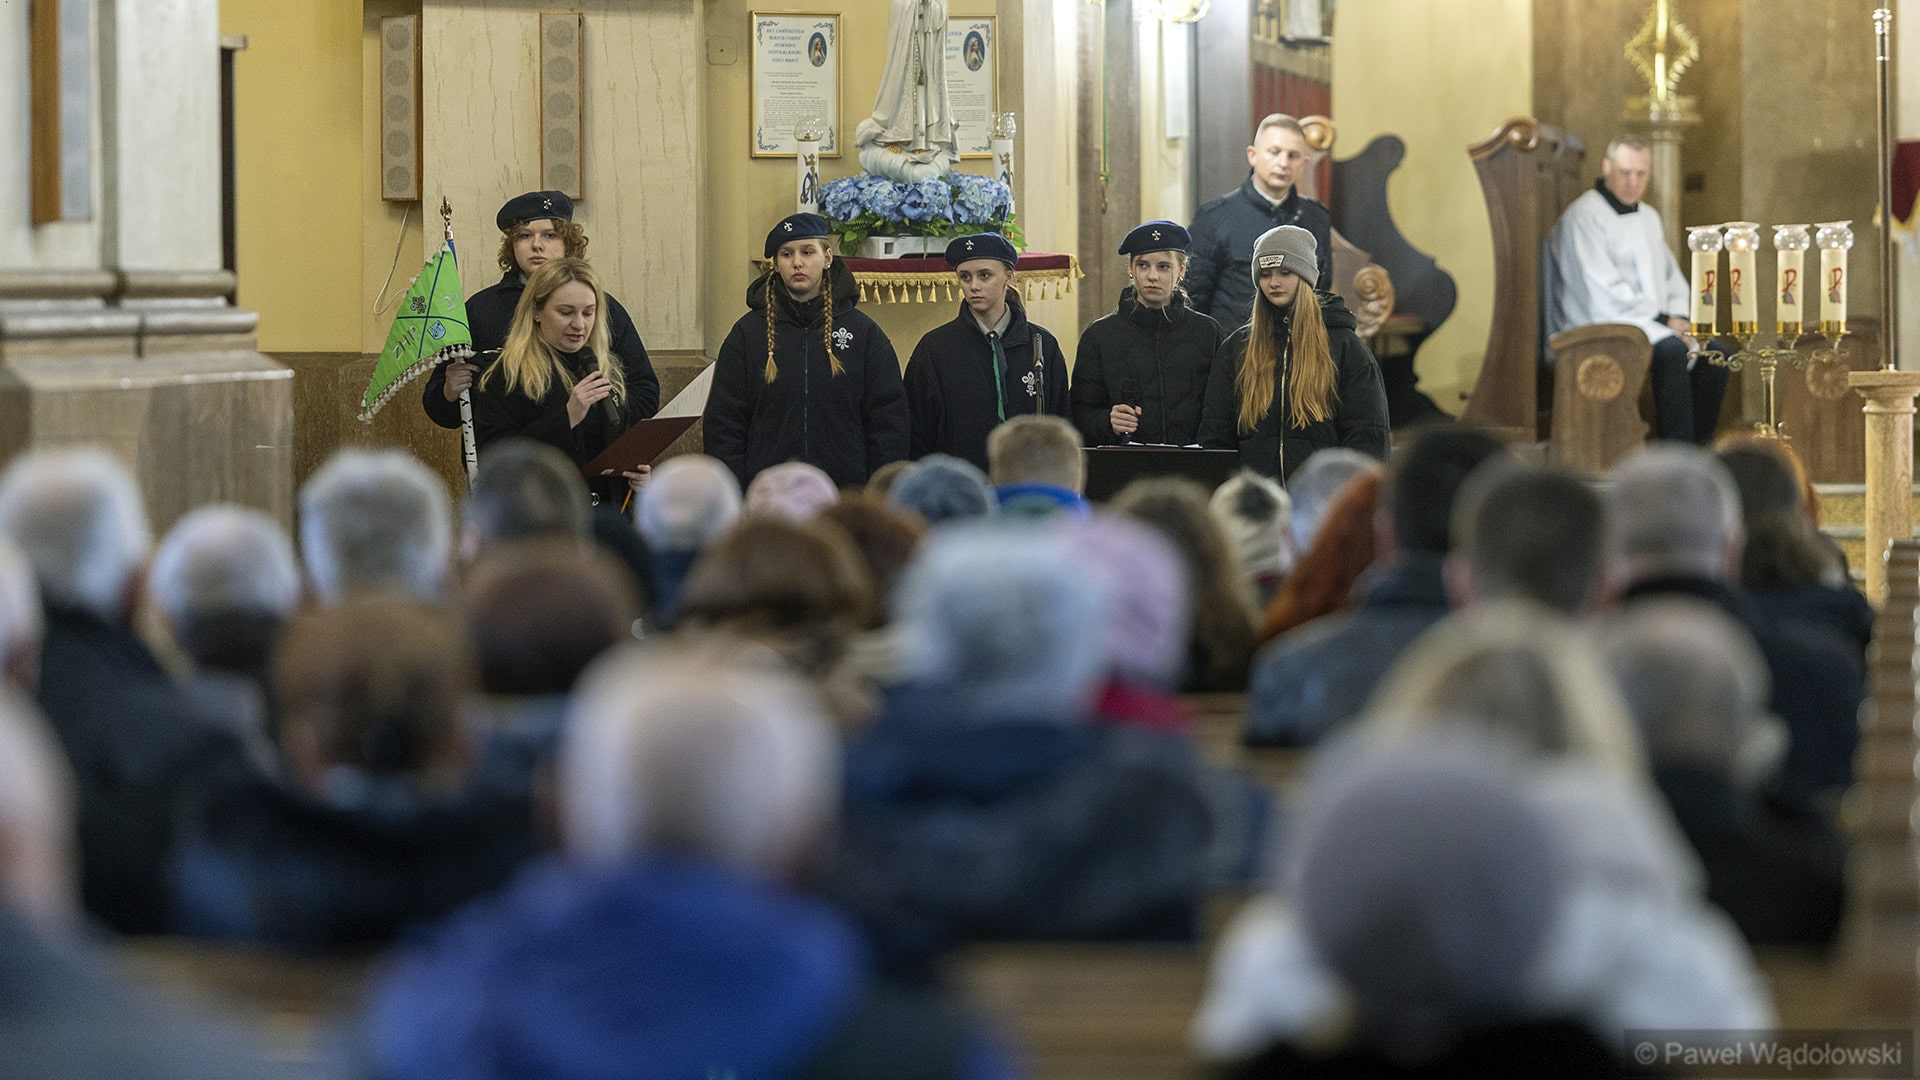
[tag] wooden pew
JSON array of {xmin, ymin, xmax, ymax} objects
[{"xmin": 119, "ymin": 937, "xmax": 374, "ymax": 1058}]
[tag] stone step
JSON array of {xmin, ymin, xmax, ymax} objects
[{"xmin": 1814, "ymin": 484, "xmax": 1920, "ymax": 531}]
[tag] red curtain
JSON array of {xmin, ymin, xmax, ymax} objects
[{"xmin": 1252, "ymin": 64, "xmax": 1333, "ymax": 206}]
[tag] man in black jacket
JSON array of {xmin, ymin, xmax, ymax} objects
[
  {"xmin": 421, "ymin": 190, "xmax": 659, "ymax": 429},
  {"xmin": 905, "ymin": 233, "xmax": 1070, "ymax": 471},
  {"xmin": 1072, "ymin": 221, "xmax": 1223, "ymax": 447},
  {"xmin": 1186, "ymin": 114, "xmax": 1334, "ymax": 330}
]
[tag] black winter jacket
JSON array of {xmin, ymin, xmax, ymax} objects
[
  {"xmin": 1071, "ymin": 287, "xmax": 1222, "ymax": 446},
  {"xmin": 1197, "ymin": 292, "xmax": 1390, "ymax": 481},
  {"xmin": 904, "ymin": 290, "xmax": 1071, "ymax": 470},
  {"xmin": 704, "ymin": 261, "xmax": 910, "ymax": 489},
  {"xmin": 470, "ymin": 345, "xmax": 657, "ymax": 504},
  {"xmin": 421, "ymin": 271, "xmax": 659, "ymax": 430},
  {"xmin": 1186, "ymin": 177, "xmax": 1334, "ymax": 330}
]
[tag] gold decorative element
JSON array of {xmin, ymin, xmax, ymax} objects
[
  {"xmin": 1805, "ymin": 356, "xmax": 1851, "ymax": 401},
  {"xmin": 1576, "ymin": 354, "xmax": 1626, "ymax": 401},
  {"xmin": 1349, "ymin": 265, "xmax": 1394, "ymax": 344},
  {"xmin": 1624, "ymin": 0, "xmax": 1700, "ymax": 122},
  {"xmin": 1299, "ymin": 115, "xmax": 1336, "ymax": 154},
  {"xmin": 1469, "ymin": 117, "xmax": 1540, "ymax": 161}
]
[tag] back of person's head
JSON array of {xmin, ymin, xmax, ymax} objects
[
  {"xmin": 889, "ymin": 454, "xmax": 994, "ymax": 525},
  {"xmin": 0, "ymin": 447, "xmax": 150, "ymax": 619},
  {"xmin": 636, "ymin": 454, "xmax": 742, "ymax": 553},
  {"xmin": 561, "ymin": 649, "xmax": 837, "ymax": 878},
  {"xmin": 1261, "ymin": 467, "xmax": 1384, "ymax": 640},
  {"xmin": 1602, "ymin": 598, "xmax": 1780, "ymax": 786},
  {"xmin": 463, "ymin": 439, "xmax": 591, "ymax": 556},
  {"xmin": 274, "ymin": 600, "xmax": 476, "ymax": 793},
  {"xmin": 465, "ymin": 540, "xmax": 640, "ymax": 697},
  {"xmin": 1110, "ymin": 477, "xmax": 1255, "ymax": 686},
  {"xmin": 1365, "ymin": 600, "xmax": 1644, "ymax": 776},
  {"xmin": 1714, "ymin": 439, "xmax": 1836, "ymax": 590},
  {"xmin": 744, "ymin": 461, "xmax": 838, "ymax": 522},
  {"xmin": 1286, "ymin": 447, "xmax": 1376, "ymax": 552},
  {"xmin": 0, "ymin": 692, "xmax": 75, "ymax": 926},
  {"xmin": 0, "ymin": 543, "xmax": 44, "ymax": 692},
  {"xmin": 300, "ymin": 449, "xmax": 452, "ymax": 604},
  {"xmin": 1606, "ymin": 445, "xmax": 1742, "ymax": 583},
  {"xmin": 1450, "ymin": 464, "xmax": 1605, "ymax": 615},
  {"xmin": 1285, "ymin": 740, "xmax": 1563, "ymax": 1061},
  {"xmin": 1066, "ymin": 515, "xmax": 1192, "ymax": 688},
  {"xmin": 895, "ymin": 522, "xmax": 1108, "ymax": 719},
  {"xmin": 987, "ymin": 414, "xmax": 1085, "ymax": 492},
  {"xmin": 1388, "ymin": 426, "xmax": 1510, "ymax": 555},
  {"xmin": 148, "ymin": 505, "xmax": 303, "ymax": 672},
  {"xmin": 677, "ymin": 516, "xmax": 873, "ymax": 636},
  {"xmin": 1210, "ymin": 471, "xmax": 1292, "ymax": 591},
  {"xmin": 816, "ymin": 495, "xmax": 926, "ymax": 626},
  {"xmin": 865, "ymin": 459, "xmax": 914, "ymax": 499}
]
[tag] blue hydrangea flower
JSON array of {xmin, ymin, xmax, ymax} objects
[
  {"xmin": 820, "ymin": 177, "xmax": 865, "ymax": 223},
  {"xmin": 900, "ymin": 180, "xmax": 952, "ymax": 223},
  {"xmin": 861, "ymin": 180, "xmax": 904, "ymax": 220}
]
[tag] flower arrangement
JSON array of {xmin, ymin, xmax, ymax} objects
[{"xmin": 821, "ymin": 172, "xmax": 1020, "ymax": 251}]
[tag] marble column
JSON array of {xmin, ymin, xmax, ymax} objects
[{"xmin": 1849, "ymin": 370, "xmax": 1920, "ymax": 602}]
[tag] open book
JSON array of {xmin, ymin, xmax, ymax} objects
[{"xmin": 581, "ymin": 362, "xmax": 714, "ymax": 478}]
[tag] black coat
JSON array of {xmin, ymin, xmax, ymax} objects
[
  {"xmin": 470, "ymin": 345, "xmax": 657, "ymax": 505},
  {"xmin": 421, "ymin": 271, "xmax": 659, "ymax": 430},
  {"xmin": 905, "ymin": 291, "xmax": 1071, "ymax": 471},
  {"xmin": 1186, "ymin": 177, "xmax": 1335, "ymax": 330},
  {"xmin": 1197, "ymin": 292, "xmax": 1390, "ymax": 481},
  {"xmin": 704, "ymin": 261, "xmax": 910, "ymax": 489},
  {"xmin": 1071, "ymin": 288, "xmax": 1223, "ymax": 446}
]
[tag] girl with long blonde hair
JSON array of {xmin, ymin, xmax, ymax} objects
[
  {"xmin": 472, "ymin": 257, "xmax": 653, "ymax": 505},
  {"xmin": 1197, "ymin": 225, "xmax": 1389, "ymax": 481}
]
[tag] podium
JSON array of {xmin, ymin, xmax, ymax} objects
[{"xmin": 1083, "ymin": 446, "xmax": 1242, "ymax": 503}]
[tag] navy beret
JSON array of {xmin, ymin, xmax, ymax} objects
[
  {"xmin": 765, "ymin": 213, "xmax": 832, "ymax": 259},
  {"xmin": 944, "ymin": 232, "xmax": 1018, "ymax": 269},
  {"xmin": 1118, "ymin": 220, "xmax": 1191, "ymax": 257},
  {"xmin": 496, "ymin": 191, "xmax": 574, "ymax": 232}
]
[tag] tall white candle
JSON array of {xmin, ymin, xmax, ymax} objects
[
  {"xmin": 1821, "ymin": 245, "xmax": 1848, "ymax": 330},
  {"xmin": 1722, "ymin": 221, "xmax": 1759, "ymax": 336},
  {"xmin": 1776, "ymin": 248, "xmax": 1803, "ymax": 336},
  {"xmin": 1690, "ymin": 249, "xmax": 1718, "ymax": 334}
]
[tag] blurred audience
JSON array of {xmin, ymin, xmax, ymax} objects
[
  {"xmin": 888, "ymin": 453, "xmax": 995, "ymax": 526},
  {"xmin": 1210, "ymin": 472, "xmax": 1292, "ymax": 606},
  {"xmin": 745, "ymin": 461, "xmax": 839, "ymax": 522},
  {"xmin": 1246, "ymin": 427, "xmax": 1507, "ymax": 745},
  {"xmin": 0, "ymin": 448, "xmax": 243, "ymax": 933},
  {"xmin": 361, "ymin": 650, "xmax": 1017, "ymax": 1080},
  {"xmin": 170, "ymin": 600, "xmax": 535, "ymax": 954},
  {"xmin": 634, "ymin": 453, "xmax": 743, "ymax": 629},
  {"xmin": 1604, "ymin": 599, "xmax": 1844, "ymax": 947},
  {"xmin": 300, "ymin": 448, "xmax": 452, "ymax": 604},
  {"xmin": 1069, "ymin": 514, "xmax": 1195, "ymax": 732},
  {"xmin": 1284, "ymin": 447, "xmax": 1377, "ymax": 555},
  {"xmin": 1445, "ymin": 463, "xmax": 1605, "ymax": 616},
  {"xmin": 0, "ymin": 541, "xmax": 43, "ymax": 695},
  {"xmin": 1607, "ymin": 445, "xmax": 1864, "ymax": 813},
  {"xmin": 987, "ymin": 415, "xmax": 1090, "ymax": 518},
  {"xmin": 1111, "ymin": 478, "xmax": 1257, "ymax": 692},
  {"xmin": 1257, "ymin": 467, "xmax": 1382, "ymax": 642},
  {"xmin": 463, "ymin": 438, "xmax": 654, "ymax": 613},
  {"xmin": 864, "ymin": 458, "xmax": 914, "ymax": 499}
]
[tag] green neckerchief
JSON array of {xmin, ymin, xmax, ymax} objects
[{"xmin": 988, "ymin": 331, "xmax": 1007, "ymax": 422}]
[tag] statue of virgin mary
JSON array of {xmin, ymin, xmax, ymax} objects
[{"xmin": 854, "ymin": 0, "xmax": 959, "ymax": 184}]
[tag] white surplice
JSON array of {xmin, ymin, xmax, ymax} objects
[{"xmin": 1545, "ymin": 188, "xmax": 1690, "ymax": 345}]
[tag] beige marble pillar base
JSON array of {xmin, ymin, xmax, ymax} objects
[{"xmin": 1850, "ymin": 370, "xmax": 1920, "ymax": 602}]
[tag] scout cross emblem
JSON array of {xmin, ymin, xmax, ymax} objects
[
  {"xmin": 1021, "ymin": 369, "xmax": 1039, "ymax": 397},
  {"xmin": 542, "ymin": 198, "xmax": 553, "ymax": 210},
  {"xmin": 833, "ymin": 326, "xmax": 853, "ymax": 351},
  {"xmin": 783, "ymin": 222, "xmax": 793, "ymax": 232},
  {"xmin": 965, "ymin": 240, "xmax": 975, "ymax": 250},
  {"xmin": 1152, "ymin": 230, "xmax": 1161, "ymax": 240}
]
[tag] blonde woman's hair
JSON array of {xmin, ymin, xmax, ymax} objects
[
  {"xmin": 480, "ymin": 257, "xmax": 623, "ymax": 406},
  {"xmin": 762, "ymin": 242, "xmax": 843, "ymax": 384},
  {"xmin": 1235, "ymin": 275, "xmax": 1336, "ymax": 435},
  {"xmin": 1361, "ymin": 599, "xmax": 1646, "ymax": 777}
]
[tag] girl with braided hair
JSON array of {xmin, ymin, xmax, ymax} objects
[{"xmin": 704, "ymin": 214, "xmax": 910, "ymax": 489}]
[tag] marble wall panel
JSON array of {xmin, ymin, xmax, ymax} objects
[
  {"xmin": 99, "ymin": 0, "xmax": 222, "ymax": 272},
  {"xmin": 0, "ymin": 0, "xmax": 103, "ymax": 271}
]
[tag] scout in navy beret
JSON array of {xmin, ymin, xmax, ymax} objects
[
  {"xmin": 495, "ymin": 190, "xmax": 574, "ymax": 233},
  {"xmin": 765, "ymin": 213, "xmax": 833, "ymax": 259},
  {"xmin": 1117, "ymin": 220, "xmax": 1191, "ymax": 257},
  {"xmin": 943, "ymin": 232, "xmax": 1018, "ymax": 269}
]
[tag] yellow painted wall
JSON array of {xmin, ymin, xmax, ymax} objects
[
  {"xmin": 1329, "ymin": 0, "xmax": 1532, "ymax": 411},
  {"xmin": 361, "ymin": 1, "xmax": 427, "ymax": 355},
  {"xmin": 221, "ymin": 0, "xmax": 366, "ymax": 353}
]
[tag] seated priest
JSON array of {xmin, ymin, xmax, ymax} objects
[{"xmin": 1546, "ymin": 134, "xmax": 1726, "ymax": 445}]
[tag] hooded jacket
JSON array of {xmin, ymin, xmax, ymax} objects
[
  {"xmin": 1070, "ymin": 287, "xmax": 1223, "ymax": 447},
  {"xmin": 1186, "ymin": 177, "xmax": 1335, "ymax": 329},
  {"xmin": 1197, "ymin": 291, "xmax": 1390, "ymax": 482},
  {"xmin": 470, "ymin": 344, "xmax": 656, "ymax": 505},
  {"xmin": 904, "ymin": 290, "xmax": 1071, "ymax": 471},
  {"xmin": 705, "ymin": 261, "xmax": 910, "ymax": 489},
  {"xmin": 422, "ymin": 271, "xmax": 659, "ymax": 430}
]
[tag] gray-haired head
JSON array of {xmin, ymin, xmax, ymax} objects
[
  {"xmin": 894, "ymin": 522, "xmax": 1108, "ymax": 719},
  {"xmin": 149, "ymin": 505, "xmax": 302, "ymax": 627},
  {"xmin": 744, "ymin": 461, "xmax": 838, "ymax": 523},
  {"xmin": 1606, "ymin": 445, "xmax": 1743, "ymax": 583},
  {"xmin": 299, "ymin": 449, "xmax": 452, "ymax": 604},
  {"xmin": 1602, "ymin": 598, "xmax": 1781, "ymax": 786},
  {"xmin": 637, "ymin": 454, "xmax": 742, "ymax": 552},
  {"xmin": 0, "ymin": 543, "xmax": 42, "ymax": 691},
  {"xmin": 889, "ymin": 454, "xmax": 994, "ymax": 526},
  {"xmin": 1286, "ymin": 448, "xmax": 1376, "ymax": 552},
  {"xmin": 561, "ymin": 647, "xmax": 837, "ymax": 878},
  {"xmin": 0, "ymin": 448, "xmax": 150, "ymax": 620}
]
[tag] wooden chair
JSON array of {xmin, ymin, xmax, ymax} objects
[
  {"xmin": 1295, "ymin": 117, "xmax": 1395, "ymax": 346},
  {"xmin": 1545, "ymin": 324, "xmax": 1652, "ymax": 475},
  {"xmin": 1462, "ymin": 118, "xmax": 1650, "ymax": 462}
]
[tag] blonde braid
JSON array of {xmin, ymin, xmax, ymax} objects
[{"xmin": 764, "ymin": 273, "xmax": 780, "ymax": 384}]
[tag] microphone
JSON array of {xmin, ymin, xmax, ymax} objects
[
  {"xmin": 1031, "ymin": 334, "xmax": 1045, "ymax": 416},
  {"xmin": 1117, "ymin": 378, "xmax": 1140, "ymax": 444}
]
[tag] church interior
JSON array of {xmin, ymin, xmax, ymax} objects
[{"xmin": 5, "ymin": 0, "xmax": 1920, "ymax": 1075}]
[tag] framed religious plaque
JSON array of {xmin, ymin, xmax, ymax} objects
[
  {"xmin": 750, "ymin": 12, "xmax": 841, "ymax": 158},
  {"xmin": 945, "ymin": 16, "xmax": 996, "ymax": 158}
]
